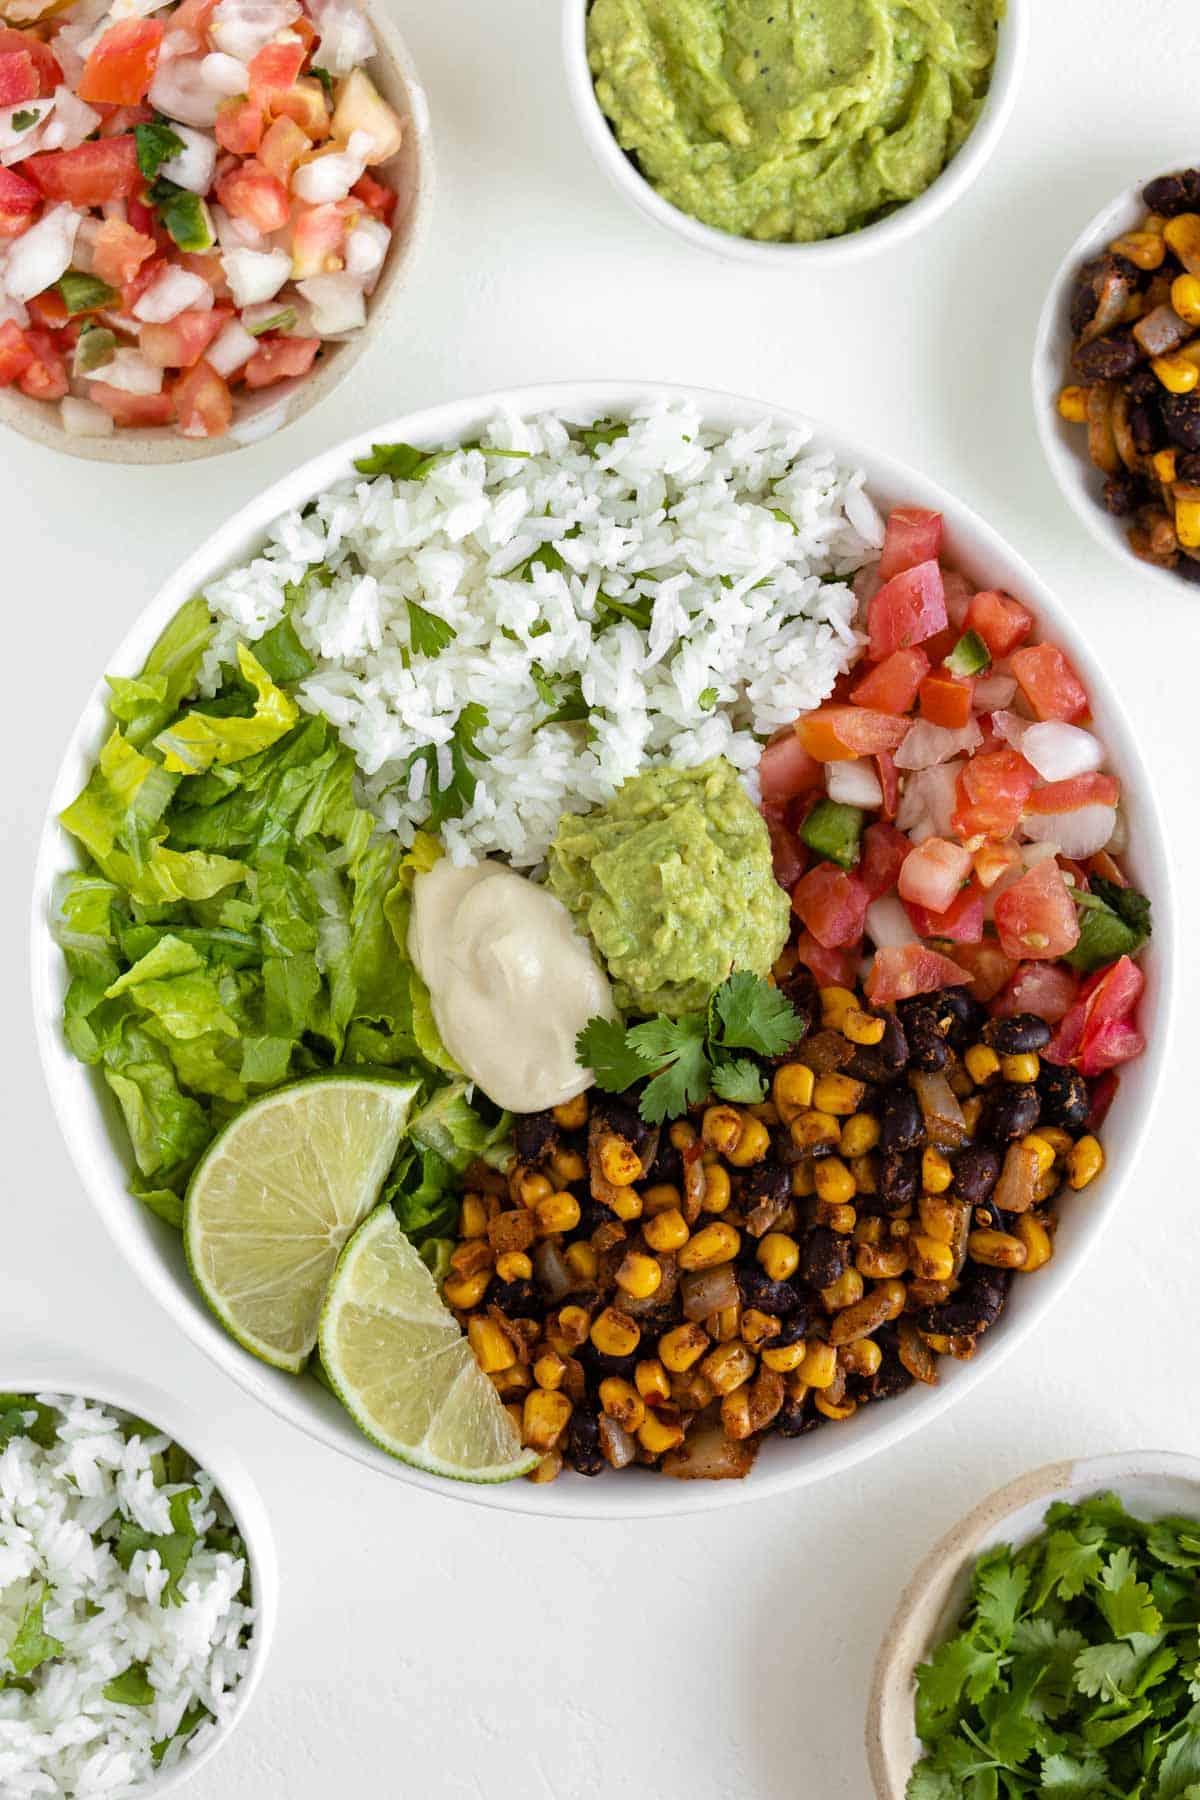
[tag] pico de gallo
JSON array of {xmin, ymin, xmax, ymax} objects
[
  {"xmin": 761, "ymin": 504, "xmax": 1149, "ymax": 1095},
  {"xmin": 0, "ymin": 0, "xmax": 403, "ymax": 440}
]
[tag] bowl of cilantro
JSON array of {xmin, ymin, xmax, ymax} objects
[{"xmin": 867, "ymin": 1452, "xmax": 1200, "ymax": 1799}]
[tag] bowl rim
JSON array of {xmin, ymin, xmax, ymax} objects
[
  {"xmin": 30, "ymin": 377, "xmax": 1175, "ymax": 1521},
  {"xmin": 0, "ymin": 1359, "xmax": 277, "ymax": 1798},
  {"xmin": 1031, "ymin": 175, "xmax": 1187, "ymax": 588},
  {"xmin": 865, "ymin": 1448, "xmax": 1200, "ymax": 1799},
  {"xmin": 561, "ymin": 0, "xmax": 1028, "ymax": 266},
  {"xmin": 0, "ymin": 1, "xmax": 436, "ymax": 465}
]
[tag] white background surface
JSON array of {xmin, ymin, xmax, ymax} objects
[{"xmin": 6, "ymin": 2, "xmax": 1200, "ymax": 1795}]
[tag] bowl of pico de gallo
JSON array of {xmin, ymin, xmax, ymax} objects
[{"xmin": 0, "ymin": 0, "xmax": 432, "ymax": 459}]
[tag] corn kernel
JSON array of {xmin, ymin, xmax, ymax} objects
[
  {"xmin": 821, "ymin": 1268, "xmax": 864, "ymax": 1311},
  {"xmin": 442, "ymin": 1269, "xmax": 491, "ymax": 1309},
  {"xmin": 659, "ymin": 1322, "xmax": 710, "ymax": 1372},
  {"xmin": 700, "ymin": 1340, "xmax": 756, "ymax": 1394},
  {"xmin": 556, "ymin": 1304, "xmax": 592, "ymax": 1346},
  {"xmin": 921, "ymin": 1148, "xmax": 953, "ymax": 1194},
  {"xmin": 909, "ymin": 1234, "xmax": 955, "ymax": 1283},
  {"xmin": 772, "ymin": 1063, "xmax": 815, "ymax": 1119},
  {"xmin": 821, "ymin": 1202, "xmax": 857, "ymax": 1235},
  {"xmin": 727, "ymin": 1116, "xmax": 770, "ymax": 1165},
  {"xmin": 840, "ymin": 1113, "xmax": 880, "ymax": 1159},
  {"xmin": 643, "ymin": 1207, "xmax": 690, "ymax": 1253},
  {"xmin": 599, "ymin": 1133, "xmax": 643, "ymax": 1187},
  {"xmin": 610, "ymin": 1188, "xmax": 644, "ymax": 1222},
  {"xmin": 1153, "ymin": 353, "xmax": 1200, "ymax": 395},
  {"xmin": 467, "ymin": 1316, "xmax": 516, "ymax": 1374},
  {"xmin": 495, "ymin": 1250, "xmax": 533, "ymax": 1283},
  {"xmin": 839, "ymin": 1338, "xmax": 882, "ymax": 1378},
  {"xmin": 637, "ymin": 1409, "xmax": 684, "ymax": 1456},
  {"xmin": 522, "ymin": 1388, "xmax": 572, "ymax": 1452},
  {"xmin": 1057, "ymin": 384, "xmax": 1088, "ymax": 423},
  {"xmin": 757, "ymin": 1231, "xmax": 800, "ymax": 1281},
  {"xmin": 1109, "ymin": 230, "xmax": 1165, "ymax": 269},
  {"xmin": 536, "ymin": 1190, "xmax": 581, "ymax": 1235},
  {"xmin": 790, "ymin": 1159, "xmax": 817, "ymax": 1197},
  {"xmin": 449, "ymin": 1239, "xmax": 493, "ymax": 1278},
  {"xmin": 677, "ymin": 1221, "xmax": 741, "ymax": 1270},
  {"xmin": 968, "ymin": 1228, "xmax": 1028, "ymax": 1269},
  {"xmin": 1176, "ymin": 491, "xmax": 1200, "ymax": 551},
  {"xmin": 701, "ymin": 1105, "xmax": 742, "ymax": 1154},
  {"xmin": 1022, "ymin": 1133, "xmax": 1056, "ymax": 1178},
  {"xmin": 551, "ymin": 1147, "xmax": 586, "ymax": 1185},
  {"xmin": 856, "ymin": 1239, "xmax": 908, "ymax": 1279},
  {"xmin": 741, "ymin": 1307, "xmax": 781, "ymax": 1349},
  {"xmin": 459, "ymin": 1194, "xmax": 488, "ymax": 1238},
  {"xmin": 702, "ymin": 1164, "xmax": 732, "ymax": 1213},
  {"xmin": 589, "ymin": 1306, "xmax": 641, "ymax": 1357},
  {"xmin": 815, "ymin": 1394, "xmax": 858, "ymax": 1422},
  {"xmin": 635, "ymin": 1358, "xmax": 670, "ymax": 1402},
  {"xmin": 965, "ymin": 1044, "xmax": 1000, "ymax": 1085},
  {"xmin": 843, "ymin": 1007, "xmax": 885, "ymax": 1046},
  {"xmin": 552, "ymin": 1093, "xmax": 588, "ymax": 1130},
  {"xmin": 761, "ymin": 1341, "xmax": 808, "ymax": 1372},
  {"xmin": 1014, "ymin": 1213, "xmax": 1053, "ymax": 1272},
  {"xmin": 1066, "ymin": 1134, "xmax": 1104, "ymax": 1191},
  {"xmin": 1164, "ymin": 212, "xmax": 1200, "ymax": 273},
  {"xmin": 815, "ymin": 1156, "xmax": 856, "ymax": 1206},
  {"xmin": 789, "ymin": 1110, "xmax": 842, "ymax": 1153},
  {"xmin": 490, "ymin": 1364, "xmax": 532, "ymax": 1397},
  {"xmin": 849, "ymin": 1153, "xmax": 878, "ymax": 1195},
  {"xmin": 615, "ymin": 1250, "xmax": 662, "ymax": 1300},
  {"xmin": 504, "ymin": 1401, "xmax": 524, "ymax": 1435},
  {"xmin": 642, "ymin": 1182, "xmax": 681, "ymax": 1217},
  {"xmin": 533, "ymin": 1351, "xmax": 566, "ymax": 1390},
  {"xmin": 1154, "ymin": 447, "xmax": 1179, "ymax": 483},
  {"xmin": 819, "ymin": 986, "xmax": 857, "ymax": 1030},
  {"xmin": 960, "ymin": 1096, "xmax": 984, "ymax": 1136},
  {"xmin": 1172, "ymin": 272, "xmax": 1200, "ymax": 325},
  {"xmin": 813, "ymin": 1073, "xmax": 866, "ymax": 1117},
  {"xmin": 527, "ymin": 1450, "xmax": 563, "ymax": 1484},
  {"xmin": 517, "ymin": 1171, "xmax": 553, "ymax": 1207},
  {"xmin": 1000, "ymin": 1052, "xmax": 1039, "ymax": 1085},
  {"xmin": 1037, "ymin": 1125, "xmax": 1073, "ymax": 1158},
  {"xmin": 798, "ymin": 1341, "xmax": 838, "ymax": 1389},
  {"xmin": 598, "ymin": 1376, "xmax": 645, "ymax": 1432},
  {"xmin": 563, "ymin": 1242, "xmax": 598, "ymax": 1283},
  {"xmin": 669, "ymin": 1120, "xmax": 697, "ymax": 1152},
  {"xmin": 711, "ymin": 1304, "xmax": 741, "ymax": 1342}
]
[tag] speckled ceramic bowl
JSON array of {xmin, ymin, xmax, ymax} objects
[
  {"xmin": 0, "ymin": 4, "xmax": 433, "ymax": 463},
  {"xmin": 866, "ymin": 1451, "xmax": 1200, "ymax": 1798}
]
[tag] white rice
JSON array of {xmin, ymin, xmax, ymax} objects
[
  {"xmin": 0, "ymin": 1395, "xmax": 253, "ymax": 1799},
  {"xmin": 202, "ymin": 400, "xmax": 883, "ymax": 865}
]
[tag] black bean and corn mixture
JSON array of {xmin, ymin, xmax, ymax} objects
[
  {"xmin": 441, "ymin": 972, "xmax": 1107, "ymax": 1483},
  {"xmin": 1058, "ymin": 167, "xmax": 1200, "ymax": 578}
]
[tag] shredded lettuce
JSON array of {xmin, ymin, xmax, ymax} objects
[{"xmin": 408, "ymin": 1080, "xmax": 513, "ymax": 1174}]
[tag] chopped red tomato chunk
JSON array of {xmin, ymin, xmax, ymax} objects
[
  {"xmin": 140, "ymin": 307, "xmax": 231, "ymax": 370},
  {"xmin": 0, "ymin": 28, "xmax": 61, "ymax": 95},
  {"xmin": 16, "ymin": 330, "xmax": 67, "ymax": 400},
  {"xmin": 173, "ymin": 359, "xmax": 233, "ymax": 438},
  {"xmin": 861, "ymin": 821, "xmax": 910, "ymax": 900},
  {"xmin": 759, "ymin": 733, "xmax": 823, "ymax": 805},
  {"xmin": 898, "ymin": 837, "xmax": 973, "ymax": 914},
  {"xmin": 1046, "ymin": 956, "xmax": 1145, "ymax": 1075},
  {"xmin": 92, "ymin": 217, "xmax": 156, "ymax": 287},
  {"xmin": 215, "ymin": 95, "xmax": 265, "ymax": 155},
  {"xmin": 794, "ymin": 931, "xmax": 859, "ymax": 990},
  {"xmin": 963, "ymin": 589, "xmax": 1033, "ymax": 659},
  {"xmin": 865, "ymin": 945, "xmax": 971, "ymax": 1004},
  {"xmin": 952, "ymin": 750, "xmax": 1038, "ymax": 841},
  {"xmin": 216, "ymin": 160, "xmax": 291, "ymax": 232},
  {"xmin": 0, "ymin": 319, "xmax": 34, "ymax": 386},
  {"xmin": 947, "ymin": 941, "xmax": 1018, "ymax": 1003},
  {"xmin": 796, "ymin": 706, "xmax": 909, "ymax": 762},
  {"xmin": 918, "ymin": 670, "xmax": 974, "ymax": 730},
  {"xmin": 904, "ymin": 879, "xmax": 985, "ymax": 944},
  {"xmin": 1010, "ymin": 644, "xmax": 1089, "ymax": 723},
  {"xmin": 25, "ymin": 136, "xmax": 141, "ymax": 206},
  {"xmin": 243, "ymin": 335, "xmax": 320, "ymax": 388},
  {"xmin": 992, "ymin": 860, "xmax": 1080, "ymax": 961},
  {"xmin": 89, "ymin": 382, "xmax": 175, "ymax": 427},
  {"xmin": 791, "ymin": 865, "xmax": 869, "ymax": 949},
  {"xmin": 867, "ymin": 560, "xmax": 948, "ymax": 660},
  {"xmin": 851, "ymin": 647, "xmax": 929, "ymax": 714},
  {"xmin": 991, "ymin": 961, "xmax": 1079, "ymax": 1024},
  {"xmin": 0, "ymin": 165, "xmax": 39, "ymax": 239},
  {"xmin": 78, "ymin": 17, "xmax": 163, "ymax": 104},
  {"xmin": 878, "ymin": 507, "xmax": 943, "ymax": 582},
  {"xmin": 0, "ymin": 48, "xmax": 38, "ymax": 105},
  {"xmin": 1025, "ymin": 773, "xmax": 1120, "ymax": 814}
]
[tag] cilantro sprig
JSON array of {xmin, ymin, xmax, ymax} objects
[
  {"xmin": 576, "ymin": 972, "xmax": 806, "ymax": 1124},
  {"xmin": 909, "ymin": 1492, "xmax": 1200, "ymax": 1799}
]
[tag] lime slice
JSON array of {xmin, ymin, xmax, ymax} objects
[
  {"xmin": 185, "ymin": 1075, "xmax": 420, "ymax": 1374},
  {"xmin": 319, "ymin": 1204, "xmax": 537, "ymax": 1483}
]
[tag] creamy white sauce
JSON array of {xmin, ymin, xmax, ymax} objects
[{"xmin": 408, "ymin": 860, "xmax": 615, "ymax": 1113}]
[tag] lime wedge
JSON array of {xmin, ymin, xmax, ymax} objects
[
  {"xmin": 319, "ymin": 1204, "xmax": 537, "ymax": 1483},
  {"xmin": 184, "ymin": 1075, "xmax": 420, "ymax": 1374}
]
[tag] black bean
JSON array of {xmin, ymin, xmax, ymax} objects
[
  {"xmin": 953, "ymin": 1144, "xmax": 1001, "ymax": 1207},
  {"xmin": 845, "ymin": 1013, "xmax": 909, "ymax": 1083},
  {"xmin": 870, "ymin": 1350, "xmax": 916, "ymax": 1402},
  {"xmin": 880, "ymin": 1087, "xmax": 925, "ymax": 1153},
  {"xmin": 1073, "ymin": 329, "xmax": 1144, "ymax": 383},
  {"xmin": 917, "ymin": 1270, "xmax": 1010, "ymax": 1338},
  {"xmin": 1161, "ymin": 391, "xmax": 1200, "ymax": 451},
  {"xmin": 1036, "ymin": 1063, "xmax": 1090, "ymax": 1130},
  {"xmin": 878, "ymin": 1149, "xmax": 920, "ymax": 1214},
  {"xmin": 972, "ymin": 1200, "xmax": 1016, "ymax": 1233},
  {"xmin": 775, "ymin": 962, "xmax": 819, "ymax": 1042},
  {"xmin": 576, "ymin": 1195, "xmax": 616, "ymax": 1236},
  {"xmin": 737, "ymin": 1265, "xmax": 805, "ymax": 1317},
  {"xmin": 1178, "ymin": 450, "xmax": 1200, "ymax": 483},
  {"xmin": 983, "ymin": 1013, "xmax": 1052, "ymax": 1055},
  {"xmin": 1103, "ymin": 473, "xmax": 1143, "ymax": 516},
  {"xmin": 1068, "ymin": 254, "xmax": 1142, "ymax": 336},
  {"xmin": 801, "ymin": 1227, "xmax": 849, "ymax": 1290},
  {"xmin": 564, "ymin": 1406, "xmax": 605, "ymax": 1477},
  {"xmin": 514, "ymin": 1112, "xmax": 557, "ymax": 1164},
  {"xmin": 489, "ymin": 1278, "xmax": 543, "ymax": 1318},
  {"xmin": 982, "ymin": 1084, "xmax": 1041, "ymax": 1145},
  {"xmin": 740, "ymin": 1164, "xmax": 790, "ymax": 1212},
  {"xmin": 775, "ymin": 1398, "xmax": 820, "ymax": 1438},
  {"xmin": 1176, "ymin": 553, "xmax": 1200, "ymax": 586},
  {"xmin": 1142, "ymin": 169, "xmax": 1200, "ymax": 216},
  {"xmin": 1129, "ymin": 401, "xmax": 1162, "ymax": 458},
  {"xmin": 931, "ymin": 988, "xmax": 985, "ymax": 1051},
  {"xmin": 900, "ymin": 1003, "xmax": 950, "ymax": 1072},
  {"xmin": 771, "ymin": 1308, "xmax": 811, "ymax": 1348},
  {"xmin": 592, "ymin": 1093, "xmax": 656, "ymax": 1162},
  {"xmin": 643, "ymin": 1140, "xmax": 683, "ymax": 1187},
  {"xmin": 578, "ymin": 1342, "xmax": 638, "ymax": 1383}
]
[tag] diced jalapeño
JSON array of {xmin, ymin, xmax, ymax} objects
[{"xmin": 798, "ymin": 799, "xmax": 864, "ymax": 870}]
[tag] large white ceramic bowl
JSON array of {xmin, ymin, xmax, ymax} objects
[
  {"xmin": 866, "ymin": 1450, "xmax": 1200, "ymax": 1798},
  {"xmin": 0, "ymin": 1359, "xmax": 277, "ymax": 1796},
  {"xmin": 30, "ymin": 381, "xmax": 1173, "ymax": 1521},
  {"xmin": 562, "ymin": 1, "xmax": 1027, "ymax": 267},
  {"xmin": 1032, "ymin": 175, "xmax": 1191, "ymax": 589}
]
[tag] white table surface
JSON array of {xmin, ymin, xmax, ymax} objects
[{"xmin": 6, "ymin": 1, "xmax": 1200, "ymax": 1794}]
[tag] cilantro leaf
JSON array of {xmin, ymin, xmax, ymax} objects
[
  {"xmin": 406, "ymin": 704, "xmax": 489, "ymax": 829},
  {"xmin": 11, "ymin": 108, "xmax": 39, "ymax": 132},
  {"xmin": 973, "ymin": 1547, "xmax": 1029, "ymax": 1649},
  {"xmin": 103, "ymin": 1663, "xmax": 155, "ymax": 1705},
  {"xmin": 1039, "ymin": 1749, "xmax": 1109, "ymax": 1797},
  {"xmin": 711, "ymin": 971, "xmax": 804, "ymax": 1057},
  {"xmin": 354, "ymin": 441, "xmax": 446, "ymax": 480},
  {"xmin": 710, "ymin": 1056, "xmax": 767, "ymax": 1104},
  {"xmin": 627, "ymin": 1013, "xmax": 710, "ymax": 1123},
  {"xmin": 1036, "ymin": 1525, "xmax": 1107, "ymax": 1604},
  {"xmin": 531, "ymin": 668, "xmax": 588, "ymax": 732},
  {"xmin": 309, "ymin": 64, "xmax": 334, "ymax": 96},
  {"xmin": 135, "ymin": 120, "xmax": 186, "ymax": 180},
  {"xmin": 1159, "ymin": 1721, "xmax": 1200, "ymax": 1799},
  {"xmin": 0, "ymin": 1394, "xmax": 57, "ymax": 1449},
  {"xmin": 1148, "ymin": 1524, "xmax": 1200, "ymax": 1572},
  {"xmin": 405, "ymin": 599, "xmax": 456, "ymax": 658},
  {"xmin": 575, "ymin": 1017, "xmax": 651, "ymax": 1093},
  {"xmin": 578, "ymin": 420, "xmax": 626, "ymax": 453},
  {"xmin": 594, "ymin": 591, "xmax": 654, "ymax": 631},
  {"xmin": 114, "ymin": 1487, "xmax": 199, "ymax": 1607},
  {"xmin": 1095, "ymin": 1548, "xmax": 1163, "ymax": 1640},
  {"xmin": 6, "ymin": 1586, "xmax": 62, "ymax": 1677},
  {"xmin": 698, "ymin": 686, "xmax": 718, "ymax": 710}
]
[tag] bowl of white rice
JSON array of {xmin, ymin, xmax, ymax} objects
[
  {"xmin": 0, "ymin": 1366, "xmax": 275, "ymax": 1797},
  {"xmin": 29, "ymin": 382, "xmax": 1172, "ymax": 1519}
]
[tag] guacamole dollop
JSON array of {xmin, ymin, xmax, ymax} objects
[
  {"xmin": 586, "ymin": 0, "xmax": 1003, "ymax": 243},
  {"xmin": 546, "ymin": 758, "xmax": 790, "ymax": 1018}
]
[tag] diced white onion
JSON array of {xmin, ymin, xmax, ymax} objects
[
  {"xmin": 206, "ymin": 316, "xmax": 258, "ymax": 375},
  {"xmin": 1019, "ymin": 722, "xmax": 1105, "ymax": 782},
  {"xmin": 865, "ymin": 895, "xmax": 917, "ymax": 949},
  {"xmin": 94, "ymin": 347, "xmax": 163, "ymax": 393},
  {"xmin": 0, "ymin": 99, "xmax": 52, "ymax": 152},
  {"xmin": 5, "ymin": 204, "xmax": 80, "ymax": 303},
  {"xmin": 158, "ymin": 125, "xmax": 218, "ymax": 195},
  {"xmin": 36, "ymin": 86, "xmax": 101, "ymax": 153},
  {"xmin": 895, "ymin": 760, "xmax": 963, "ymax": 843},
  {"xmin": 291, "ymin": 133, "xmax": 372, "ymax": 205},
  {"xmin": 0, "ymin": 293, "xmax": 30, "ymax": 329},
  {"xmin": 209, "ymin": 0, "xmax": 301, "ymax": 61},
  {"xmin": 221, "ymin": 245, "xmax": 291, "ymax": 307},
  {"xmin": 1021, "ymin": 840, "xmax": 1061, "ymax": 868},
  {"xmin": 133, "ymin": 266, "xmax": 210, "ymax": 322},
  {"xmin": 344, "ymin": 216, "xmax": 390, "ymax": 287},
  {"xmin": 313, "ymin": 0, "xmax": 375, "ymax": 74},
  {"xmin": 990, "ymin": 709, "xmax": 1027, "ymax": 751},
  {"xmin": 150, "ymin": 53, "xmax": 241, "ymax": 126},
  {"xmin": 895, "ymin": 717, "xmax": 982, "ymax": 771},
  {"xmin": 212, "ymin": 203, "xmax": 266, "ymax": 253},
  {"xmin": 972, "ymin": 673, "xmax": 1018, "ymax": 711},
  {"xmin": 826, "ymin": 758, "xmax": 883, "ymax": 809},
  {"xmin": 239, "ymin": 297, "xmax": 294, "ymax": 332},
  {"xmin": 71, "ymin": 214, "xmax": 107, "ymax": 276},
  {"xmin": 61, "ymin": 395, "xmax": 114, "ymax": 437},
  {"xmin": 201, "ymin": 50, "xmax": 253, "ymax": 95},
  {"xmin": 1022, "ymin": 806, "xmax": 1116, "ymax": 860},
  {"xmin": 296, "ymin": 270, "xmax": 365, "ymax": 334}
]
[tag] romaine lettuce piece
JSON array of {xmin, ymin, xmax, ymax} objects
[{"xmin": 153, "ymin": 645, "xmax": 298, "ymax": 774}]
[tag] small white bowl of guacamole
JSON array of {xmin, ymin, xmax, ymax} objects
[{"xmin": 563, "ymin": 0, "xmax": 1027, "ymax": 265}]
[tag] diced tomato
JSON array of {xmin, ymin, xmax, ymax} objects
[
  {"xmin": 796, "ymin": 705, "xmax": 910, "ymax": 763},
  {"xmin": 140, "ymin": 306, "xmax": 231, "ymax": 369},
  {"xmin": 0, "ymin": 319, "xmax": 34, "ymax": 387},
  {"xmin": 898, "ymin": 837, "xmax": 973, "ymax": 914},
  {"xmin": 258, "ymin": 114, "xmax": 310, "ymax": 181},
  {"xmin": 992, "ymin": 860, "xmax": 1080, "ymax": 961},
  {"xmin": 25, "ymin": 136, "xmax": 140, "ymax": 206},
  {"xmin": 243, "ymin": 334, "xmax": 319, "ymax": 388},
  {"xmin": 1088, "ymin": 849, "xmax": 1127, "ymax": 888},
  {"xmin": 352, "ymin": 171, "xmax": 397, "ymax": 223},
  {"xmin": 127, "ymin": 194, "xmax": 156, "ymax": 236},
  {"xmin": 791, "ymin": 865, "xmax": 870, "ymax": 950},
  {"xmin": 942, "ymin": 570, "xmax": 974, "ymax": 629},
  {"xmin": 177, "ymin": 249, "xmax": 230, "ymax": 299},
  {"xmin": 96, "ymin": 101, "xmax": 156, "ymax": 136},
  {"xmin": 78, "ymin": 18, "xmax": 163, "ymax": 105},
  {"xmin": 991, "ymin": 961, "xmax": 1079, "ymax": 1024},
  {"xmin": 1046, "ymin": 955, "xmax": 1145, "ymax": 1076},
  {"xmin": 291, "ymin": 198, "xmax": 351, "ymax": 277},
  {"xmin": 0, "ymin": 28, "xmax": 60, "ymax": 96},
  {"xmin": 120, "ymin": 253, "xmax": 165, "ymax": 312},
  {"xmin": 851, "ymin": 647, "xmax": 929, "ymax": 714},
  {"xmin": 89, "ymin": 381, "xmax": 175, "ymax": 426},
  {"xmin": 1086, "ymin": 1070, "xmax": 1119, "ymax": 1128},
  {"xmin": 758, "ymin": 732, "xmax": 823, "ymax": 805},
  {"xmin": 972, "ymin": 840, "xmax": 1020, "ymax": 890},
  {"xmin": 963, "ymin": 589, "xmax": 1033, "ymax": 660},
  {"xmin": 1025, "ymin": 773, "xmax": 1120, "ymax": 815},
  {"xmin": 168, "ymin": 0, "xmax": 218, "ymax": 44},
  {"xmin": 90, "ymin": 218, "xmax": 155, "ymax": 288},
  {"xmin": 919, "ymin": 671, "xmax": 974, "ymax": 730},
  {"xmin": 878, "ymin": 507, "xmax": 943, "ymax": 582},
  {"xmin": 215, "ymin": 96, "xmax": 265, "ymax": 157},
  {"xmin": 766, "ymin": 815, "xmax": 807, "ymax": 891},
  {"xmin": 16, "ymin": 329, "xmax": 66, "ymax": 400},
  {"xmin": 216, "ymin": 159, "xmax": 290, "ymax": 232},
  {"xmin": 794, "ymin": 930, "xmax": 859, "ymax": 989},
  {"xmin": 875, "ymin": 749, "xmax": 899, "ymax": 821},
  {"xmin": 905, "ymin": 880, "xmax": 985, "ymax": 944},
  {"xmin": 0, "ymin": 165, "xmax": 39, "ymax": 239},
  {"xmin": 0, "ymin": 48, "xmax": 37, "ymax": 105},
  {"xmin": 272, "ymin": 76, "xmax": 330, "ymax": 139},
  {"xmin": 867, "ymin": 560, "xmax": 948, "ymax": 661},
  {"xmin": 947, "ymin": 940, "xmax": 1018, "ymax": 1003},
  {"xmin": 1010, "ymin": 644, "xmax": 1089, "ymax": 724},
  {"xmin": 952, "ymin": 749, "xmax": 1039, "ymax": 841},
  {"xmin": 865, "ymin": 944, "xmax": 971, "ymax": 1005},
  {"xmin": 173, "ymin": 358, "xmax": 232, "ymax": 438},
  {"xmin": 26, "ymin": 288, "xmax": 69, "ymax": 329},
  {"xmin": 248, "ymin": 39, "xmax": 307, "ymax": 105},
  {"xmin": 861, "ymin": 821, "xmax": 910, "ymax": 900}
]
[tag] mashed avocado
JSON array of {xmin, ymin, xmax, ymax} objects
[
  {"xmin": 586, "ymin": 0, "xmax": 1003, "ymax": 243},
  {"xmin": 547, "ymin": 758, "xmax": 790, "ymax": 1017}
]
